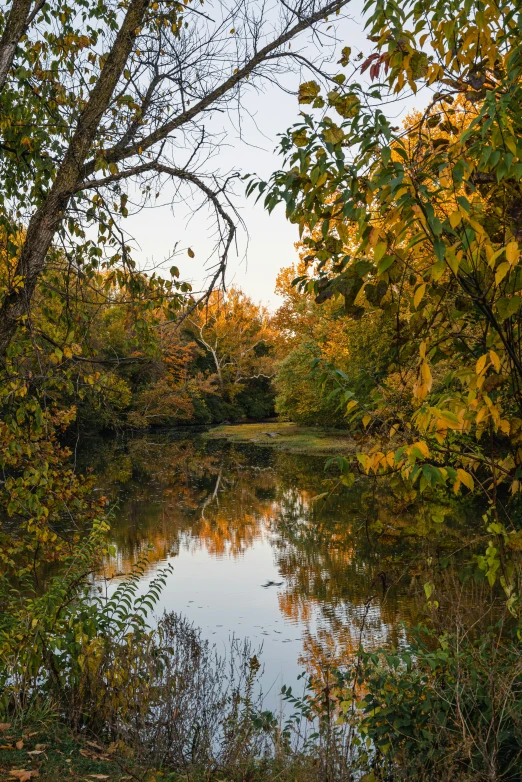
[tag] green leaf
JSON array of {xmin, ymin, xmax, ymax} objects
[
  {"xmin": 377, "ymin": 255, "xmax": 395, "ymax": 274},
  {"xmin": 433, "ymin": 239, "xmax": 446, "ymax": 262},
  {"xmin": 496, "ymin": 296, "xmax": 522, "ymax": 320}
]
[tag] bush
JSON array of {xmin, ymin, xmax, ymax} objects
[
  {"xmin": 1, "ymin": 552, "xmax": 274, "ymax": 774},
  {"xmin": 343, "ymin": 625, "xmax": 522, "ymax": 780}
]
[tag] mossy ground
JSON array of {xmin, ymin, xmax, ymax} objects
[
  {"xmin": 0, "ymin": 718, "xmax": 315, "ymax": 781},
  {"xmin": 203, "ymin": 422, "xmax": 357, "ymax": 455},
  {"xmin": 0, "ymin": 720, "xmax": 145, "ymax": 781}
]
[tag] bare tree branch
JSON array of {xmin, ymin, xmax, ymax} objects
[{"xmin": 82, "ymin": 0, "xmax": 350, "ymax": 177}]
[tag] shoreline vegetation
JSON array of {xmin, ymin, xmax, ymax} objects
[{"xmin": 202, "ymin": 422, "xmax": 359, "ymax": 454}]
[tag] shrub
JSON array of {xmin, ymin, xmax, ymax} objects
[{"xmin": 343, "ymin": 625, "xmax": 522, "ymax": 780}]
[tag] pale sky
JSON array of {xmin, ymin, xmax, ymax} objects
[{"xmin": 127, "ymin": 1, "xmax": 423, "ymax": 309}]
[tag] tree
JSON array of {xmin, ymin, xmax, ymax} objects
[
  {"xmin": 186, "ymin": 287, "xmax": 279, "ymax": 417},
  {"xmin": 0, "ymin": 0, "xmax": 352, "ymax": 360},
  {"xmin": 273, "ymin": 259, "xmax": 394, "ymax": 426},
  {"xmin": 254, "ymin": 0, "xmax": 522, "ymax": 600}
]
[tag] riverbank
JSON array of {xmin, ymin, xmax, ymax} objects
[
  {"xmin": 202, "ymin": 421, "xmax": 357, "ymax": 454},
  {"xmin": 0, "ymin": 712, "xmax": 349, "ymax": 782}
]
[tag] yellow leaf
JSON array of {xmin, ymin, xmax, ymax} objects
[
  {"xmin": 323, "ymin": 125, "xmax": 344, "ymax": 145},
  {"xmin": 412, "ymin": 440, "xmax": 429, "ymax": 458},
  {"xmin": 495, "ymin": 261, "xmax": 510, "ymax": 285},
  {"xmin": 485, "ymin": 245, "xmax": 504, "ymax": 268},
  {"xmin": 414, "ymin": 360, "xmax": 432, "ymax": 400},
  {"xmin": 489, "ymin": 350, "xmax": 500, "ymax": 372},
  {"xmin": 476, "ymin": 406, "xmax": 488, "ymax": 425},
  {"xmin": 374, "ymin": 241, "xmax": 387, "ymax": 262},
  {"xmin": 446, "ymin": 249, "xmax": 460, "ymax": 275},
  {"xmin": 506, "ymin": 137, "xmax": 517, "ymax": 156},
  {"xmin": 371, "ymin": 452, "xmax": 385, "ymax": 471},
  {"xmin": 456, "ymin": 468, "xmax": 474, "ymax": 491},
  {"xmin": 476, "ymin": 354, "xmax": 488, "ymax": 375},
  {"xmin": 357, "ymin": 453, "xmax": 370, "ymax": 472},
  {"xmin": 187, "ymin": 248, "xmax": 195, "ymax": 258},
  {"xmin": 424, "ymin": 581, "xmax": 434, "ymax": 600},
  {"xmin": 449, "ymin": 211, "xmax": 461, "ymax": 228},
  {"xmin": 414, "ymin": 283, "xmax": 426, "ymax": 309},
  {"xmin": 298, "ymin": 81, "xmax": 320, "ymax": 104},
  {"xmin": 368, "ymin": 227, "xmax": 380, "ymax": 247},
  {"xmin": 506, "ymin": 241, "xmax": 519, "ymax": 265},
  {"xmin": 362, "ymin": 414, "xmax": 371, "ymax": 428},
  {"xmin": 499, "ymin": 419, "xmax": 510, "ymax": 434},
  {"xmin": 420, "ymin": 362, "xmax": 432, "ymax": 385}
]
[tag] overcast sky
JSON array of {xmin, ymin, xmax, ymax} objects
[{"xmin": 127, "ymin": 1, "xmax": 423, "ymax": 309}]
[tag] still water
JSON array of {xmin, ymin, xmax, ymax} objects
[{"xmin": 90, "ymin": 432, "xmax": 465, "ymax": 705}]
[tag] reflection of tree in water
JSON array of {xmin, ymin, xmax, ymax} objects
[
  {"xmin": 90, "ymin": 437, "xmax": 277, "ymax": 571},
  {"xmin": 270, "ymin": 463, "xmax": 474, "ymax": 672},
  {"xmin": 90, "ymin": 435, "xmax": 477, "ymax": 674},
  {"xmin": 269, "ymin": 480, "xmax": 409, "ymax": 671}
]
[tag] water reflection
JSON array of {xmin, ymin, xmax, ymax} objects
[{"xmin": 89, "ymin": 433, "xmax": 471, "ymax": 693}]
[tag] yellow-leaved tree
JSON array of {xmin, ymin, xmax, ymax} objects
[{"xmin": 251, "ymin": 0, "xmax": 522, "ymax": 607}]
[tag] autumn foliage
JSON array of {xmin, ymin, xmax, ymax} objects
[{"xmin": 253, "ymin": 0, "xmax": 522, "ymax": 608}]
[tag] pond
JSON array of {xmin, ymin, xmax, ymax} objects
[{"xmin": 90, "ymin": 431, "xmax": 471, "ymax": 708}]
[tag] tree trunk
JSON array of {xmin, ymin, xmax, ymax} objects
[{"xmin": 0, "ymin": 0, "xmax": 34, "ymax": 93}]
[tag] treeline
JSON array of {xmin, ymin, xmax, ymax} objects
[
  {"xmin": 71, "ymin": 286, "xmax": 280, "ymax": 430},
  {"xmin": 7, "ymin": 241, "xmax": 397, "ymax": 435},
  {"xmin": 2, "ymin": 234, "xmax": 398, "ymax": 435}
]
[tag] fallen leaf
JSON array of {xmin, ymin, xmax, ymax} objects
[
  {"xmin": 9, "ymin": 771, "xmax": 39, "ymax": 781},
  {"xmin": 85, "ymin": 741, "xmax": 104, "ymax": 751},
  {"xmin": 15, "ymin": 741, "xmax": 24, "ymax": 750},
  {"xmin": 0, "ymin": 745, "xmax": 13, "ymax": 750},
  {"xmin": 26, "ymin": 751, "xmax": 44, "ymax": 757},
  {"xmin": 34, "ymin": 745, "xmax": 47, "ymax": 752},
  {"xmin": 0, "ymin": 725, "xmax": 11, "ymax": 732},
  {"xmin": 79, "ymin": 749, "xmax": 100, "ymax": 760},
  {"xmin": 87, "ymin": 776, "xmax": 109, "ymax": 780}
]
